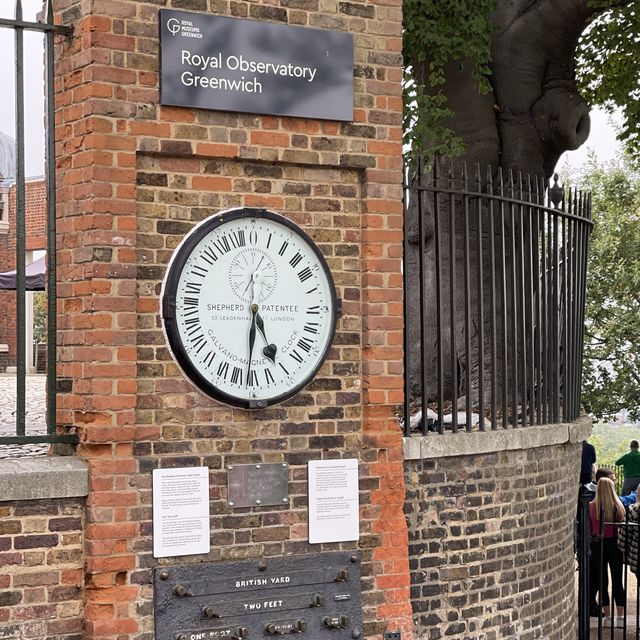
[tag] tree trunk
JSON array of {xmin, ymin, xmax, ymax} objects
[{"xmin": 405, "ymin": 0, "xmax": 624, "ymax": 413}]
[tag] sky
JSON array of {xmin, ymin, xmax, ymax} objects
[
  {"xmin": 0, "ymin": 0, "xmax": 627, "ymax": 178},
  {"xmin": 560, "ymin": 108, "xmax": 624, "ymax": 172},
  {"xmin": 0, "ymin": 0, "xmax": 46, "ymax": 178}
]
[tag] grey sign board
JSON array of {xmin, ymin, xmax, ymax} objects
[
  {"xmin": 153, "ymin": 552, "xmax": 362, "ymax": 640},
  {"xmin": 159, "ymin": 10, "xmax": 354, "ymax": 121}
]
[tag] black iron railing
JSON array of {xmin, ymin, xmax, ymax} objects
[
  {"xmin": 0, "ymin": 1, "xmax": 75, "ymax": 446},
  {"xmin": 403, "ymin": 159, "xmax": 593, "ymax": 435},
  {"xmin": 577, "ymin": 490, "xmax": 640, "ymax": 640}
]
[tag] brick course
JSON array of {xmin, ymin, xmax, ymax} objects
[
  {"xmin": 54, "ymin": 0, "xmax": 407, "ymax": 639},
  {"xmin": 0, "ymin": 499, "xmax": 84, "ymax": 640}
]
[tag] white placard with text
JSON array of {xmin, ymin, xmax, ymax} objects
[
  {"xmin": 152, "ymin": 467, "xmax": 210, "ymax": 558},
  {"xmin": 308, "ymin": 458, "xmax": 359, "ymax": 544}
]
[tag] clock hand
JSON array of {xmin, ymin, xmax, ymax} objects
[
  {"xmin": 240, "ymin": 277, "xmax": 253, "ymax": 298},
  {"xmin": 255, "ymin": 312, "xmax": 277, "ymax": 363},
  {"xmin": 251, "ymin": 270, "xmax": 264, "ymax": 305},
  {"xmin": 241, "ymin": 258, "xmax": 266, "ymax": 298},
  {"xmin": 250, "ymin": 270, "xmax": 277, "ymax": 363},
  {"xmin": 247, "ymin": 304, "xmax": 257, "ymax": 383}
]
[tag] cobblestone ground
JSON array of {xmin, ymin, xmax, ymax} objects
[{"xmin": 0, "ymin": 373, "xmax": 49, "ymax": 458}]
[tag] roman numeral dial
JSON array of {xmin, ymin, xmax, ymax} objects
[{"xmin": 161, "ymin": 208, "xmax": 338, "ymax": 410}]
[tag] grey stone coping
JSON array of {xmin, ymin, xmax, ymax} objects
[
  {"xmin": 403, "ymin": 415, "xmax": 592, "ymax": 460},
  {"xmin": 0, "ymin": 457, "xmax": 88, "ymax": 501}
]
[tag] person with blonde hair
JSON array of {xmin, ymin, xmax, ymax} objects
[{"xmin": 589, "ymin": 477, "xmax": 626, "ymax": 627}]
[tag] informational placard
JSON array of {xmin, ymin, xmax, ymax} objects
[
  {"xmin": 308, "ymin": 459, "xmax": 359, "ymax": 544},
  {"xmin": 159, "ymin": 10, "xmax": 354, "ymax": 121},
  {"xmin": 152, "ymin": 467, "xmax": 210, "ymax": 558}
]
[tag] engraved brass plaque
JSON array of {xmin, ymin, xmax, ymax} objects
[{"xmin": 227, "ymin": 463, "xmax": 289, "ymax": 509}]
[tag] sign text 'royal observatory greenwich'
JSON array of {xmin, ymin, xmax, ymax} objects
[{"xmin": 160, "ymin": 10, "xmax": 354, "ymax": 121}]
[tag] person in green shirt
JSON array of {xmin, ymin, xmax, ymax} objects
[{"xmin": 616, "ymin": 440, "xmax": 640, "ymax": 495}]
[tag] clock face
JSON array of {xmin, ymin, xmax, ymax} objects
[{"xmin": 161, "ymin": 208, "xmax": 338, "ymax": 409}]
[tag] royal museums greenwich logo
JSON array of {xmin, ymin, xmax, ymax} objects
[
  {"xmin": 159, "ymin": 9, "xmax": 354, "ymax": 121},
  {"xmin": 165, "ymin": 15, "xmax": 203, "ymax": 38}
]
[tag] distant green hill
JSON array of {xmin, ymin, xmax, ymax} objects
[{"xmin": 590, "ymin": 423, "xmax": 640, "ymax": 467}]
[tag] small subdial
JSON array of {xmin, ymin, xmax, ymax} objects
[{"xmin": 228, "ymin": 248, "xmax": 277, "ymax": 303}]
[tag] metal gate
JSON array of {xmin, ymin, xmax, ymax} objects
[{"xmin": 0, "ymin": 1, "xmax": 75, "ymax": 446}]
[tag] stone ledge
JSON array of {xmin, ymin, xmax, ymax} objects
[
  {"xmin": 0, "ymin": 457, "xmax": 88, "ymax": 501},
  {"xmin": 403, "ymin": 415, "xmax": 592, "ymax": 460}
]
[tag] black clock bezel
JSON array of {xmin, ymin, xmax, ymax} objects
[{"xmin": 161, "ymin": 207, "xmax": 339, "ymax": 410}]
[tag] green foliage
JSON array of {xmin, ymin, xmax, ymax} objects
[
  {"xmin": 402, "ymin": 0, "xmax": 495, "ymax": 161},
  {"xmin": 576, "ymin": 156, "xmax": 640, "ymax": 420},
  {"xmin": 590, "ymin": 423, "xmax": 638, "ymax": 468},
  {"xmin": 403, "ymin": 0, "xmax": 640, "ymax": 161},
  {"xmin": 33, "ymin": 291, "xmax": 46, "ymax": 343},
  {"xmin": 576, "ymin": 3, "xmax": 640, "ymax": 159}
]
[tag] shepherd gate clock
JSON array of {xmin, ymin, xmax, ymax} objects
[{"xmin": 161, "ymin": 208, "xmax": 339, "ymax": 409}]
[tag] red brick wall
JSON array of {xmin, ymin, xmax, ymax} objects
[
  {"xmin": 0, "ymin": 205, "xmax": 9, "ymax": 369},
  {"xmin": 0, "ymin": 179, "xmax": 47, "ymax": 368},
  {"xmin": 0, "ymin": 180, "xmax": 47, "ymax": 267},
  {"xmin": 0, "ymin": 498, "xmax": 85, "ymax": 640},
  {"xmin": 54, "ymin": 1, "xmax": 406, "ymax": 638},
  {"xmin": 23, "ymin": 181, "xmax": 48, "ymax": 252}
]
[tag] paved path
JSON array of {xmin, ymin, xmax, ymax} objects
[
  {"xmin": 0, "ymin": 373, "xmax": 49, "ymax": 457},
  {"xmin": 580, "ymin": 566, "xmax": 640, "ymax": 639}
]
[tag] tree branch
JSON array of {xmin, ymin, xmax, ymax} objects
[{"xmin": 583, "ymin": 355, "xmax": 617, "ymax": 362}]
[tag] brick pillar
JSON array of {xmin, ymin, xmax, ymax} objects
[
  {"xmin": 54, "ymin": 1, "xmax": 409, "ymax": 638},
  {"xmin": 55, "ymin": 3, "xmax": 140, "ymax": 637}
]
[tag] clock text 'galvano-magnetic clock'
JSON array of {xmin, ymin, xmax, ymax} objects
[{"xmin": 161, "ymin": 208, "xmax": 339, "ymax": 409}]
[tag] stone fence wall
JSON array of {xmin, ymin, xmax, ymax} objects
[
  {"xmin": 0, "ymin": 459, "xmax": 88, "ymax": 640},
  {"xmin": 403, "ymin": 419, "xmax": 591, "ymax": 640}
]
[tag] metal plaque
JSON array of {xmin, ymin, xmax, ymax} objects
[
  {"xmin": 159, "ymin": 10, "xmax": 354, "ymax": 121},
  {"xmin": 154, "ymin": 552, "xmax": 362, "ymax": 640},
  {"xmin": 227, "ymin": 463, "xmax": 289, "ymax": 509}
]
